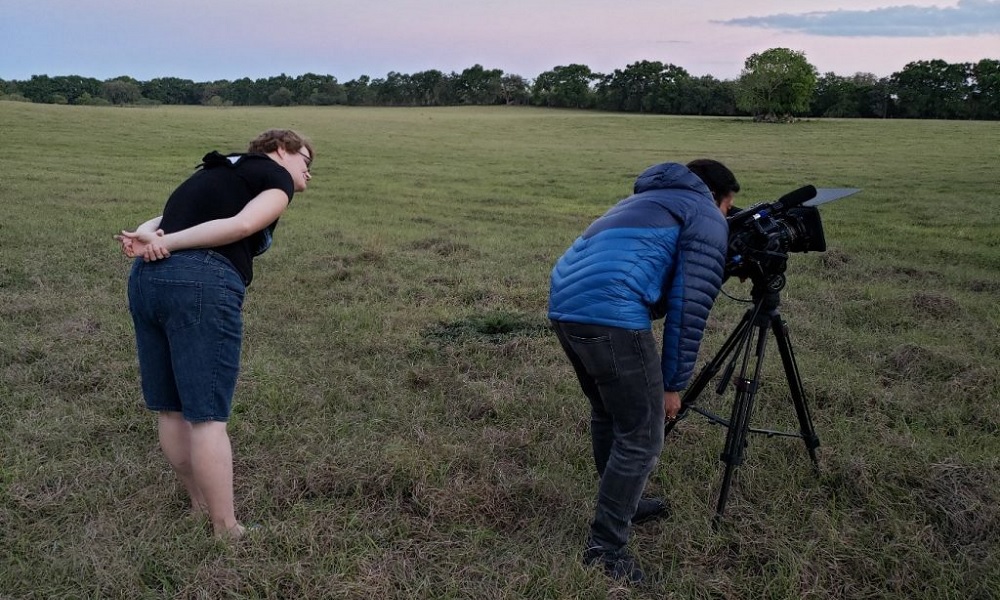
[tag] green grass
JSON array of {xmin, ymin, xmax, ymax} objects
[{"xmin": 1, "ymin": 102, "xmax": 998, "ymax": 599}]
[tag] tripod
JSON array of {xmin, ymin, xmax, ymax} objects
[{"xmin": 665, "ymin": 275, "xmax": 821, "ymax": 519}]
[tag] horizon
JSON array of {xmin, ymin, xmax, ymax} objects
[{"xmin": 2, "ymin": 1, "xmax": 998, "ymax": 83}]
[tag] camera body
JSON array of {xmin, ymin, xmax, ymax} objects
[{"xmin": 724, "ymin": 185, "xmax": 827, "ymax": 283}]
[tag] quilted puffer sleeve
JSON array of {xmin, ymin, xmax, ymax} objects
[{"xmin": 660, "ymin": 204, "xmax": 728, "ymax": 391}]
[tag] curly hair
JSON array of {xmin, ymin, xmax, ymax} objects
[{"xmin": 247, "ymin": 129, "xmax": 315, "ymax": 163}]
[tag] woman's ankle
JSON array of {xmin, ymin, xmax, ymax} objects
[{"xmin": 212, "ymin": 518, "xmax": 242, "ymax": 538}]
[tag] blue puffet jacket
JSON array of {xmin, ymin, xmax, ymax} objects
[{"xmin": 548, "ymin": 162, "xmax": 729, "ymax": 391}]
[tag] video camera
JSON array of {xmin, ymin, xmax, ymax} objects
[{"xmin": 724, "ymin": 185, "xmax": 860, "ymax": 286}]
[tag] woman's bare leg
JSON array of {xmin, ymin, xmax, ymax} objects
[
  {"xmin": 157, "ymin": 411, "xmax": 208, "ymax": 514},
  {"xmin": 189, "ymin": 420, "xmax": 242, "ymax": 537}
]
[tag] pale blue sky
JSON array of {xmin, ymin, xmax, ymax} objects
[{"xmin": 2, "ymin": 0, "xmax": 998, "ymax": 82}]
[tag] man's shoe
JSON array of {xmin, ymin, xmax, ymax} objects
[
  {"xmin": 632, "ymin": 497, "xmax": 671, "ymax": 525},
  {"xmin": 583, "ymin": 544, "xmax": 645, "ymax": 585}
]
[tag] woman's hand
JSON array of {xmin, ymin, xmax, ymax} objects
[{"xmin": 115, "ymin": 229, "xmax": 171, "ymax": 261}]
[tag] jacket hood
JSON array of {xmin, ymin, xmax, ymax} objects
[{"xmin": 633, "ymin": 162, "xmax": 713, "ymax": 197}]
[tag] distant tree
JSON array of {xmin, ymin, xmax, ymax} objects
[
  {"xmin": 595, "ymin": 60, "xmax": 663, "ymax": 112},
  {"xmin": 452, "ymin": 64, "xmax": 504, "ymax": 105},
  {"xmin": 258, "ymin": 74, "xmax": 295, "ymax": 105},
  {"xmin": 35, "ymin": 75, "xmax": 102, "ymax": 104},
  {"xmin": 372, "ymin": 71, "xmax": 414, "ymax": 105},
  {"xmin": 344, "ymin": 76, "xmax": 374, "ymax": 106},
  {"xmin": 224, "ymin": 78, "xmax": 256, "ymax": 105},
  {"xmin": 102, "ymin": 78, "xmax": 143, "ymax": 105},
  {"xmin": 810, "ymin": 72, "xmax": 889, "ymax": 118},
  {"xmin": 891, "ymin": 60, "xmax": 970, "ymax": 119},
  {"xmin": 644, "ymin": 64, "xmax": 691, "ymax": 114},
  {"xmin": 852, "ymin": 73, "xmax": 892, "ymax": 118},
  {"xmin": 673, "ymin": 75, "xmax": 738, "ymax": 116},
  {"xmin": 17, "ymin": 75, "xmax": 55, "ymax": 103},
  {"xmin": 969, "ymin": 58, "xmax": 1000, "ymax": 120},
  {"xmin": 531, "ymin": 64, "xmax": 598, "ymax": 108},
  {"xmin": 411, "ymin": 70, "xmax": 449, "ymax": 105},
  {"xmin": 141, "ymin": 77, "xmax": 199, "ymax": 104},
  {"xmin": 705, "ymin": 76, "xmax": 740, "ymax": 116},
  {"xmin": 268, "ymin": 86, "xmax": 294, "ymax": 106},
  {"xmin": 500, "ymin": 73, "xmax": 530, "ymax": 105},
  {"xmin": 310, "ymin": 76, "xmax": 346, "ymax": 105},
  {"xmin": 289, "ymin": 72, "xmax": 343, "ymax": 105},
  {"xmin": 76, "ymin": 92, "xmax": 110, "ymax": 106},
  {"xmin": 366, "ymin": 76, "xmax": 387, "ymax": 103},
  {"xmin": 737, "ymin": 48, "xmax": 818, "ymax": 121},
  {"xmin": 193, "ymin": 81, "xmax": 224, "ymax": 105},
  {"xmin": 1, "ymin": 93, "xmax": 31, "ymax": 102},
  {"xmin": 592, "ymin": 60, "xmax": 689, "ymax": 114},
  {"xmin": 812, "ymin": 72, "xmax": 852, "ymax": 117}
]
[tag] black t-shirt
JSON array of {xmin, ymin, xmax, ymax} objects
[{"xmin": 159, "ymin": 152, "xmax": 295, "ymax": 285}]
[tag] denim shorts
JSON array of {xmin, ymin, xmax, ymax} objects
[{"xmin": 127, "ymin": 250, "xmax": 246, "ymax": 422}]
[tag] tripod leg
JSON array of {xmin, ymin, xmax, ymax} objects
[
  {"xmin": 715, "ymin": 319, "xmax": 769, "ymax": 519},
  {"xmin": 770, "ymin": 313, "xmax": 821, "ymax": 470}
]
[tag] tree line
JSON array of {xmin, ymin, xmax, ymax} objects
[{"xmin": 2, "ymin": 49, "xmax": 998, "ymax": 121}]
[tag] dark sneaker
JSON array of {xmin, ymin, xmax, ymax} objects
[
  {"xmin": 583, "ymin": 544, "xmax": 645, "ymax": 585},
  {"xmin": 633, "ymin": 497, "xmax": 671, "ymax": 525}
]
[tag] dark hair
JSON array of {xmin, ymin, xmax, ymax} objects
[{"xmin": 687, "ymin": 159, "xmax": 740, "ymax": 204}]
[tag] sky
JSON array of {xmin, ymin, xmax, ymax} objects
[{"xmin": 2, "ymin": 0, "xmax": 998, "ymax": 83}]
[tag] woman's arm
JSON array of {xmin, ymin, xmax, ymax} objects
[
  {"xmin": 157, "ymin": 189, "xmax": 289, "ymax": 252},
  {"xmin": 122, "ymin": 189, "xmax": 290, "ymax": 261},
  {"xmin": 135, "ymin": 216, "xmax": 163, "ymax": 234}
]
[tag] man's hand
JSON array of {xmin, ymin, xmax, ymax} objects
[{"xmin": 663, "ymin": 391, "xmax": 681, "ymax": 421}]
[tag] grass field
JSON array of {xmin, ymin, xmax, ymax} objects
[{"xmin": 1, "ymin": 101, "xmax": 998, "ymax": 599}]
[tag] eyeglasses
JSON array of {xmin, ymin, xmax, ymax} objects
[{"xmin": 297, "ymin": 150, "xmax": 313, "ymax": 169}]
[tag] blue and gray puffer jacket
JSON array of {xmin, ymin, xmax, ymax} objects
[{"xmin": 548, "ymin": 162, "xmax": 728, "ymax": 391}]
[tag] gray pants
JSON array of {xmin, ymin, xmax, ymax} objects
[{"xmin": 552, "ymin": 320, "xmax": 666, "ymax": 551}]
